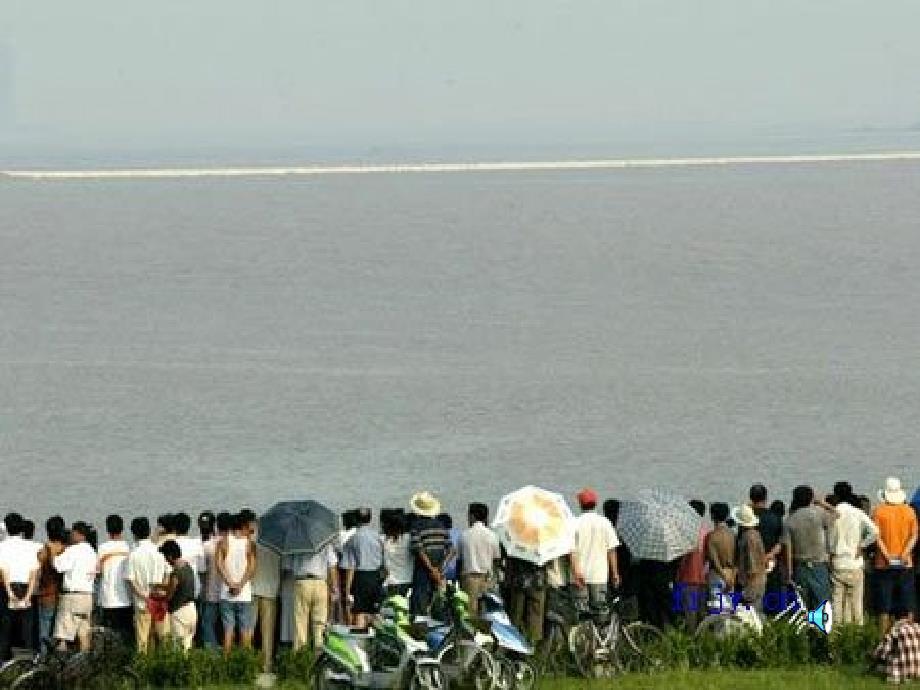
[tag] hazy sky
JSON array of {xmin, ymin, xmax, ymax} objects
[{"xmin": 2, "ymin": 0, "xmax": 920, "ymax": 154}]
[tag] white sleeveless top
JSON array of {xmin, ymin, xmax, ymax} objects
[{"xmin": 220, "ymin": 535, "xmax": 252, "ymax": 602}]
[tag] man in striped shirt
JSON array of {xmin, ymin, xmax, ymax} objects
[{"xmin": 408, "ymin": 492, "xmax": 455, "ymax": 615}]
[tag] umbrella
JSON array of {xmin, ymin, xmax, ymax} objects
[
  {"xmin": 258, "ymin": 500, "xmax": 338, "ymax": 556},
  {"xmin": 616, "ymin": 488, "xmax": 701, "ymax": 562},
  {"xmin": 492, "ymin": 486, "xmax": 575, "ymax": 565}
]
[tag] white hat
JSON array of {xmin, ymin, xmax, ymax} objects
[
  {"xmin": 732, "ymin": 503, "xmax": 760, "ymax": 529},
  {"xmin": 410, "ymin": 491, "xmax": 442, "ymax": 518},
  {"xmin": 879, "ymin": 477, "xmax": 907, "ymax": 505}
]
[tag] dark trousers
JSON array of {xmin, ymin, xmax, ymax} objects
[
  {"xmin": 410, "ymin": 568, "xmax": 436, "ymax": 616},
  {"xmin": 638, "ymin": 560, "xmax": 676, "ymax": 629},
  {"xmin": 0, "ymin": 591, "xmax": 35, "ymax": 661},
  {"xmin": 101, "ymin": 607, "xmax": 134, "ymax": 647}
]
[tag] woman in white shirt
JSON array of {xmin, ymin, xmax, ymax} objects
[{"xmin": 381, "ymin": 511, "xmax": 412, "ymax": 596}]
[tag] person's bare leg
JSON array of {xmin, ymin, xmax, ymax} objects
[
  {"xmin": 880, "ymin": 613, "xmax": 891, "ymax": 637},
  {"xmin": 223, "ymin": 629, "xmax": 234, "ymax": 655},
  {"xmin": 240, "ymin": 630, "xmax": 253, "ymax": 649}
]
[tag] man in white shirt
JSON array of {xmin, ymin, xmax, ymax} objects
[
  {"xmin": 174, "ymin": 513, "xmax": 206, "ymax": 603},
  {"xmin": 829, "ymin": 482, "xmax": 880, "ymax": 625},
  {"xmin": 126, "ymin": 517, "xmax": 169, "ymax": 653},
  {"xmin": 458, "ymin": 503, "xmax": 500, "ymax": 615},
  {"xmin": 97, "ymin": 515, "xmax": 133, "ymax": 644},
  {"xmin": 200, "ymin": 512, "xmax": 226, "ymax": 650},
  {"xmin": 0, "ymin": 513, "xmax": 40, "ymax": 659},
  {"xmin": 53, "ymin": 522, "xmax": 97, "ymax": 651},
  {"xmin": 572, "ymin": 488, "xmax": 621, "ymax": 610}
]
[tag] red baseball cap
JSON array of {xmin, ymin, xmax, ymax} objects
[{"xmin": 577, "ymin": 488, "xmax": 598, "ymax": 507}]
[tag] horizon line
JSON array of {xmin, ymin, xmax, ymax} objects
[{"xmin": 4, "ymin": 150, "xmax": 920, "ymax": 180}]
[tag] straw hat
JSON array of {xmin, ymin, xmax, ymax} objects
[
  {"xmin": 410, "ymin": 491, "xmax": 441, "ymax": 518},
  {"xmin": 879, "ymin": 477, "xmax": 907, "ymax": 505},
  {"xmin": 732, "ymin": 503, "xmax": 760, "ymax": 529}
]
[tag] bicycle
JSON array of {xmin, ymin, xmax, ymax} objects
[
  {"xmin": 11, "ymin": 626, "xmax": 139, "ymax": 690},
  {"xmin": 542, "ymin": 586, "xmax": 664, "ymax": 679},
  {"xmin": 568, "ymin": 593, "xmax": 665, "ymax": 677}
]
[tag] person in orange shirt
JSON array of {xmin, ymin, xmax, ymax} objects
[{"xmin": 873, "ymin": 477, "xmax": 919, "ymax": 635}]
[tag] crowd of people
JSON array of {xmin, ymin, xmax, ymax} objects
[{"xmin": 0, "ymin": 476, "xmax": 918, "ymax": 677}]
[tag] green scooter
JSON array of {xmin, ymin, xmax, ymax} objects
[{"xmin": 314, "ymin": 595, "xmax": 445, "ymax": 690}]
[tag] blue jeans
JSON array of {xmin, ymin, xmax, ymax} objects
[
  {"xmin": 200, "ymin": 602, "xmax": 220, "ymax": 649},
  {"xmin": 38, "ymin": 606, "xmax": 56, "ymax": 652},
  {"xmin": 793, "ymin": 561, "xmax": 831, "ymax": 611}
]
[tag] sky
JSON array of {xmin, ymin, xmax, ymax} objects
[{"xmin": 2, "ymin": 0, "xmax": 920, "ymax": 158}]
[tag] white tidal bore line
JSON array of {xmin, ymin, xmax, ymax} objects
[{"xmin": 3, "ymin": 151, "xmax": 920, "ymax": 180}]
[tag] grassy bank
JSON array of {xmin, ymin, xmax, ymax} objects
[
  {"xmin": 121, "ymin": 622, "xmax": 885, "ymax": 688},
  {"xmin": 195, "ymin": 669, "xmax": 888, "ymax": 690}
]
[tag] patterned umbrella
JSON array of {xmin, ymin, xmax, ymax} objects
[
  {"xmin": 258, "ymin": 500, "xmax": 338, "ymax": 556},
  {"xmin": 492, "ymin": 486, "xmax": 575, "ymax": 565},
  {"xmin": 616, "ymin": 488, "xmax": 701, "ymax": 562}
]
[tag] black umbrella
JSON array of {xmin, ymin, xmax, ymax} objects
[{"xmin": 257, "ymin": 500, "xmax": 338, "ymax": 556}]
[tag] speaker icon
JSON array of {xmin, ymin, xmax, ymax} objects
[{"xmin": 806, "ymin": 600, "xmax": 833, "ymax": 635}]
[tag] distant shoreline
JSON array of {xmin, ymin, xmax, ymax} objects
[{"xmin": 4, "ymin": 150, "xmax": 920, "ymax": 180}]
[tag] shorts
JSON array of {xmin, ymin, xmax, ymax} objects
[
  {"xmin": 351, "ymin": 571, "xmax": 383, "ymax": 614},
  {"xmin": 219, "ymin": 600, "xmax": 255, "ymax": 634},
  {"xmin": 875, "ymin": 568, "xmax": 915, "ymax": 614},
  {"xmin": 54, "ymin": 593, "xmax": 93, "ymax": 642}
]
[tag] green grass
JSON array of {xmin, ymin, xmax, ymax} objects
[
  {"xmin": 540, "ymin": 667, "xmax": 887, "ymax": 690},
  {"xmin": 195, "ymin": 668, "xmax": 889, "ymax": 690}
]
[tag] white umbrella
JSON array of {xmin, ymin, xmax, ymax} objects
[{"xmin": 492, "ymin": 486, "xmax": 575, "ymax": 565}]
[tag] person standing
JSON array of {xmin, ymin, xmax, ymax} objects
[
  {"xmin": 783, "ymin": 486, "xmax": 838, "ymax": 610},
  {"xmin": 284, "ymin": 537, "xmax": 337, "ymax": 654},
  {"xmin": 873, "ymin": 477, "xmax": 919, "ymax": 635},
  {"xmin": 408, "ymin": 492, "xmax": 453, "ymax": 616},
  {"xmin": 675, "ymin": 500, "xmax": 709, "ymax": 630},
  {"xmin": 828, "ymin": 483, "xmax": 878, "ymax": 625},
  {"xmin": 126, "ymin": 517, "xmax": 170, "ymax": 653},
  {"xmin": 174, "ymin": 513, "xmax": 206, "ymax": 606},
  {"xmin": 734, "ymin": 505, "xmax": 767, "ymax": 610},
  {"xmin": 706, "ymin": 503, "xmax": 736, "ymax": 611},
  {"xmin": 200, "ymin": 512, "xmax": 229, "ymax": 650},
  {"xmin": 341, "ymin": 508, "xmax": 384, "ymax": 628},
  {"xmin": 156, "ymin": 541, "xmax": 197, "ymax": 651},
  {"xmin": 571, "ymin": 488, "xmax": 621, "ymax": 612},
  {"xmin": 216, "ymin": 513, "xmax": 257, "ymax": 652},
  {"xmin": 251, "ymin": 534, "xmax": 280, "ymax": 673},
  {"xmin": 382, "ymin": 511, "xmax": 412, "ymax": 597},
  {"xmin": 748, "ymin": 484, "xmax": 783, "ymax": 599},
  {"xmin": 504, "ymin": 552, "xmax": 548, "ymax": 644},
  {"xmin": 459, "ymin": 503, "xmax": 501, "ymax": 616},
  {"xmin": 36, "ymin": 517, "xmax": 66, "ymax": 652},
  {"xmin": 96, "ymin": 515, "xmax": 133, "ymax": 644},
  {"xmin": 53, "ymin": 522, "xmax": 97, "ymax": 651},
  {"xmin": 0, "ymin": 514, "xmax": 40, "ymax": 660}
]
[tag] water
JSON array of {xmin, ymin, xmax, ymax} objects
[{"xmin": 2, "ymin": 159, "xmax": 920, "ymax": 524}]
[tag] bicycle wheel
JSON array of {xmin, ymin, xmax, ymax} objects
[
  {"xmin": 618, "ymin": 621, "xmax": 664, "ymax": 673},
  {"xmin": 10, "ymin": 667, "xmax": 53, "ymax": 690},
  {"xmin": 466, "ymin": 647, "xmax": 497, "ymax": 690},
  {"xmin": 537, "ymin": 622, "xmax": 568, "ymax": 677},
  {"xmin": 512, "ymin": 660, "xmax": 536, "ymax": 690},
  {"xmin": 410, "ymin": 663, "xmax": 447, "ymax": 690},
  {"xmin": 695, "ymin": 613, "xmax": 748, "ymax": 639},
  {"xmin": 0, "ymin": 659, "xmax": 33, "ymax": 687},
  {"xmin": 568, "ymin": 621, "xmax": 598, "ymax": 679}
]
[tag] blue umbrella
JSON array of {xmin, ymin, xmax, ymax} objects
[{"xmin": 258, "ymin": 500, "xmax": 338, "ymax": 556}]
